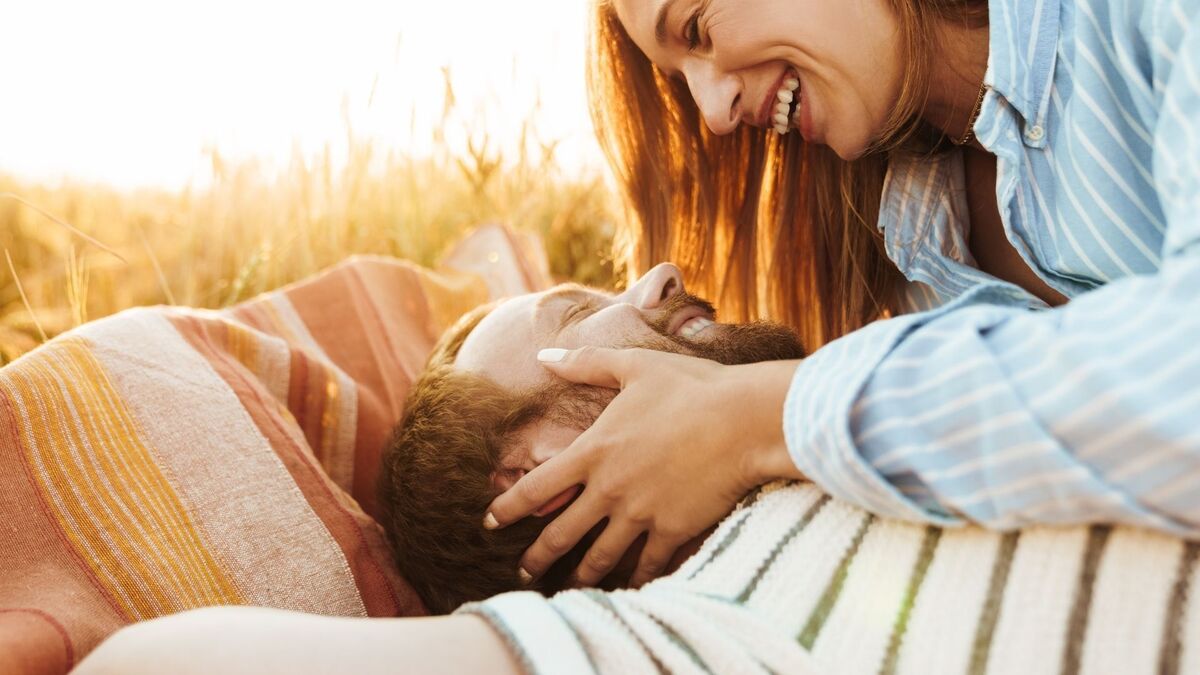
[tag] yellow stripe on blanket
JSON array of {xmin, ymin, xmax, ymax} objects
[
  {"xmin": 2, "ymin": 338, "xmax": 244, "ymax": 620},
  {"xmin": 225, "ymin": 321, "xmax": 259, "ymax": 375}
]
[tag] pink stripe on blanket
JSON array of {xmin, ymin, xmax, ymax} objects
[{"xmin": 168, "ymin": 312, "xmax": 425, "ymax": 618}]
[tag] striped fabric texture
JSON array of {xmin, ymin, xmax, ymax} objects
[
  {"xmin": 0, "ymin": 226, "xmax": 550, "ymax": 674},
  {"xmin": 464, "ymin": 482, "xmax": 1200, "ymax": 675},
  {"xmin": 784, "ymin": 0, "xmax": 1200, "ymax": 533}
]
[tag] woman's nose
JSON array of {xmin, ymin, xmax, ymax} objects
[
  {"xmin": 685, "ymin": 62, "xmax": 742, "ymax": 136},
  {"xmin": 625, "ymin": 263, "xmax": 686, "ymax": 309}
]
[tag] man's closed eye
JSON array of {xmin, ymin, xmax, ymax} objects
[{"xmin": 559, "ymin": 301, "xmax": 598, "ymax": 331}]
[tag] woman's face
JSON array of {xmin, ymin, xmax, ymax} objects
[{"xmin": 613, "ymin": 0, "xmax": 904, "ymax": 159}]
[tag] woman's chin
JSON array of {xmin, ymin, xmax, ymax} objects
[
  {"xmin": 825, "ymin": 132, "xmax": 875, "ymax": 161},
  {"xmin": 829, "ymin": 140, "xmax": 864, "ymax": 161}
]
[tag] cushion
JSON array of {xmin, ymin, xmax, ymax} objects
[{"xmin": 0, "ymin": 224, "xmax": 550, "ymax": 674}]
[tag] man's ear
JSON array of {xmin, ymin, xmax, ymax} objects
[
  {"xmin": 490, "ymin": 467, "xmax": 526, "ymax": 492},
  {"xmin": 489, "ymin": 466, "xmax": 579, "ymax": 514},
  {"xmin": 491, "ymin": 420, "xmax": 583, "ymax": 513},
  {"xmin": 524, "ymin": 420, "xmax": 583, "ymax": 515},
  {"xmin": 532, "ymin": 485, "xmax": 581, "ymax": 517},
  {"xmin": 526, "ymin": 420, "xmax": 583, "ymax": 465}
]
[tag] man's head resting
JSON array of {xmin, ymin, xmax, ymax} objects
[{"xmin": 379, "ymin": 263, "xmax": 805, "ymax": 614}]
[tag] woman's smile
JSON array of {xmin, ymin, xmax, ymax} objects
[
  {"xmin": 613, "ymin": 0, "xmax": 902, "ymax": 158},
  {"xmin": 759, "ymin": 67, "xmax": 800, "ymax": 135}
]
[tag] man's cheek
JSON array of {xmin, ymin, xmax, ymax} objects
[{"xmin": 572, "ymin": 311, "xmax": 652, "ymax": 349}]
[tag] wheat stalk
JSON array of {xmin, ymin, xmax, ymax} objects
[
  {"xmin": 0, "ymin": 192, "xmax": 128, "ymax": 263},
  {"xmin": 4, "ymin": 248, "xmax": 48, "ymax": 343}
]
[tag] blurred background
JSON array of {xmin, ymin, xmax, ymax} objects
[{"xmin": 0, "ymin": 0, "xmax": 622, "ymax": 363}]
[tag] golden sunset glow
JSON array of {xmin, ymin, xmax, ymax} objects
[{"xmin": 0, "ymin": 0, "xmax": 598, "ymax": 188}]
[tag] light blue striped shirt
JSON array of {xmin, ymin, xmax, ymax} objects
[{"xmin": 784, "ymin": 0, "xmax": 1200, "ymax": 535}]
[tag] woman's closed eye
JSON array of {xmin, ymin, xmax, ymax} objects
[{"xmin": 684, "ymin": 9, "xmax": 704, "ymax": 51}]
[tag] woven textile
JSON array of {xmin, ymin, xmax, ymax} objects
[{"xmin": 0, "ymin": 226, "xmax": 550, "ymax": 674}]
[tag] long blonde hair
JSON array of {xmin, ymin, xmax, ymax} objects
[{"xmin": 588, "ymin": 0, "xmax": 988, "ymax": 348}]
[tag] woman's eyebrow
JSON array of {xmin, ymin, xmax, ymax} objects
[{"xmin": 655, "ymin": 0, "xmax": 680, "ymax": 47}]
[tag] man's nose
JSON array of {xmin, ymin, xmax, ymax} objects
[
  {"xmin": 685, "ymin": 62, "xmax": 742, "ymax": 136},
  {"xmin": 625, "ymin": 263, "xmax": 685, "ymax": 310}
]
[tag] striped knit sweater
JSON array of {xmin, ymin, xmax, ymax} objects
[{"xmin": 460, "ymin": 483, "xmax": 1200, "ymax": 674}]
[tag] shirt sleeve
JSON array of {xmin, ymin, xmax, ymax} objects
[
  {"xmin": 784, "ymin": 4, "xmax": 1200, "ymax": 536},
  {"xmin": 456, "ymin": 588, "xmax": 818, "ymax": 675}
]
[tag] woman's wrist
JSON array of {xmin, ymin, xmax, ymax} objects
[{"xmin": 730, "ymin": 359, "xmax": 806, "ymax": 486}]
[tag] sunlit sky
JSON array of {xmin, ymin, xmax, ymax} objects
[{"xmin": 0, "ymin": 0, "xmax": 600, "ymax": 189}]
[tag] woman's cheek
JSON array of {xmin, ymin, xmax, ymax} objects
[{"xmin": 823, "ymin": 92, "xmax": 876, "ymax": 159}]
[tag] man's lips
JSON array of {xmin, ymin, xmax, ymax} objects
[{"xmin": 667, "ymin": 305, "xmax": 715, "ymax": 336}]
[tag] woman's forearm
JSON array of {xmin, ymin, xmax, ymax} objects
[
  {"xmin": 732, "ymin": 358, "xmax": 807, "ymax": 485},
  {"xmin": 75, "ymin": 607, "xmax": 520, "ymax": 675}
]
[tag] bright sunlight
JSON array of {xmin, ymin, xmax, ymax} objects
[{"xmin": 1, "ymin": 0, "xmax": 619, "ymax": 362}]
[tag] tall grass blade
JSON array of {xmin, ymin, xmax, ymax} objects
[
  {"xmin": 4, "ymin": 248, "xmax": 48, "ymax": 343},
  {"xmin": 0, "ymin": 192, "xmax": 128, "ymax": 263}
]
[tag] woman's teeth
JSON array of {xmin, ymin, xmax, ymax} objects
[
  {"xmin": 677, "ymin": 317, "xmax": 714, "ymax": 338},
  {"xmin": 773, "ymin": 75, "xmax": 802, "ymax": 135}
]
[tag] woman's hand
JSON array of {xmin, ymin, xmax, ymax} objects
[{"xmin": 484, "ymin": 347, "xmax": 803, "ymax": 588}]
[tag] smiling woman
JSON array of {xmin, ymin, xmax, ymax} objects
[
  {"xmin": 23, "ymin": 0, "xmax": 1200, "ymax": 670},
  {"xmin": 629, "ymin": 0, "xmax": 907, "ymax": 150},
  {"xmin": 479, "ymin": 0, "xmax": 1200, "ymax": 614},
  {"xmin": 589, "ymin": 0, "xmax": 989, "ymax": 345}
]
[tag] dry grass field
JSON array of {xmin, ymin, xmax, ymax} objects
[{"xmin": 0, "ymin": 101, "xmax": 623, "ymax": 365}]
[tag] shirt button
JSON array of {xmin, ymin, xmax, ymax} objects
[{"xmin": 1026, "ymin": 125, "xmax": 1045, "ymax": 141}]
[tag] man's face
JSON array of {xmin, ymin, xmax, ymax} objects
[
  {"xmin": 456, "ymin": 262, "xmax": 802, "ymax": 390},
  {"xmin": 454, "ymin": 263, "xmax": 804, "ymax": 487}
]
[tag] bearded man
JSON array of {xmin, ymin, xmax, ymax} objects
[
  {"xmin": 78, "ymin": 265, "xmax": 1200, "ymax": 675},
  {"xmin": 378, "ymin": 263, "xmax": 806, "ymax": 613}
]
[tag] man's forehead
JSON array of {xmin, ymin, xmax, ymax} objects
[
  {"xmin": 452, "ymin": 284, "xmax": 611, "ymax": 389},
  {"xmin": 534, "ymin": 283, "xmax": 594, "ymax": 310},
  {"xmin": 454, "ymin": 293, "xmax": 539, "ymax": 378}
]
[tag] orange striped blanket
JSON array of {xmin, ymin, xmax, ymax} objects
[{"xmin": 0, "ymin": 226, "xmax": 551, "ymax": 674}]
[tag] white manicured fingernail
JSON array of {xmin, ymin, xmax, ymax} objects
[
  {"xmin": 482, "ymin": 512, "xmax": 499, "ymax": 530},
  {"xmin": 518, "ymin": 567, "xmax": 534, "ymax": 584},
  {"xmin": 537, "ymin": 348, "xmax": 568, "ymax": 362}
]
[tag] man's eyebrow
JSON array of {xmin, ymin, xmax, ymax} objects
[
  {"xmin": 534, "ymin": 284, "xmax": 589, "ymax": 310},
  {"xmin": 532, "ymin": 285, "xmax": 591, "ymax": 334},
  {"xmin": 655, "ymin": 0, "xmax": 679, "ymax": 47}
]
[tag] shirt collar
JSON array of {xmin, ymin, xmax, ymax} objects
[
  {"xmin": 984, "ymin": 0, "xmax": 1062, "ymax": 148},
  {"xmin": 876, "ymin": 150, "xmax": 968, "ymax": 275}
]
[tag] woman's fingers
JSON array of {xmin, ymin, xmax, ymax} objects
[
  {"xmin": 572, "ymin": 519, "xmax": 644, "ymax": 587},
  {"xmin": 537, "ymin": 345, "xmax": 649, "ymax": 389},
  {"xmin": 628, "ymin": 535, "xmax": 681, "ymax": 588},
  {"xmin": 519, "ymin": 492, "xmax": 606, "ymax": 579},
  {"xmin": 486, "ymin": 448, "xmax": 588, "ymax": 529}
]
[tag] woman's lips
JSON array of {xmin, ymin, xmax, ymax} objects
[
  {"xmin": 797, "ymin": 85, "xmax": 816, "ymax": 142},
  {"xmin": 758, "ymin": 69, "xmax": 792, "ymax": 127}
]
